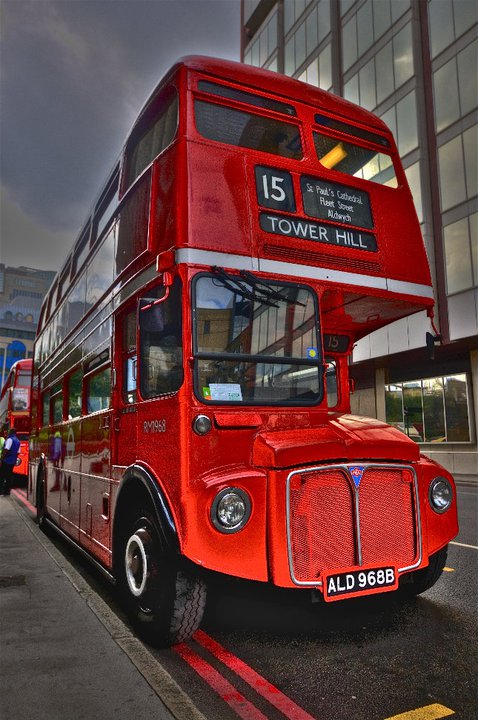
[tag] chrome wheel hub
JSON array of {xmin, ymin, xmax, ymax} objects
[{"xmin": 125, "ymin": 528, "xmax": 151, "ymax": 597}]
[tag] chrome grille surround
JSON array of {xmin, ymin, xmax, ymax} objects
[{"xmin": 285, "ymin": 463, "xmax": 422, "ymax": 587}]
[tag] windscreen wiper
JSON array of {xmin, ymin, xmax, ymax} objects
[
  {"xmin": 239, "ymin": 270, "xmax": 306, "ymax": 307},
  {"xmin": 212, "ymin": 267, "xmax": 279, "ymax": 308}
]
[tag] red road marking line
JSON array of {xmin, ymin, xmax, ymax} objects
[
  {"xmin": 11, "ymin": 488, "xmax": 36, "ymax": 514},
  {"xmin": 174, "ymin": 642, "xmax": 269, "ymax": 720},
  {"xmin": 194, "ymin": 630, "xmax": 317, "ymax": 720}
]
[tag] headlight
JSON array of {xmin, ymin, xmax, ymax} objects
[
  {"xmin": 211, "ymin": 487, "xmax": 251, "ymax": 533},
  {"xmin": 429, "ymin": 476, "xmax": 453, "ymax": 514}
]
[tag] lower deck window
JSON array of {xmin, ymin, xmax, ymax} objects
[{"xmin": 86, "ymin": 367, "xmax": 111, "ymax": 412}]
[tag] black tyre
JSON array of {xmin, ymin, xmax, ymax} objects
[
  {"xmin": 119, "ymin": 508, "xmax": 206, "ymax": 647},
  {"xmin": 400, "ymin": 545, "xmax": 448, "ymax": 597}
]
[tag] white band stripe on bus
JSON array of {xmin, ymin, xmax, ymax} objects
[{"xmin": 175, "ymin": 248, "xmax": 434, "ymax": 300}]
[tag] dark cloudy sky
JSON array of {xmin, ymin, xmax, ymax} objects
[{"xmin": 0, "ymin": 0, "xmax": 241, "ymax": 272}]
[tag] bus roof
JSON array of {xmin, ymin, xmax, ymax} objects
[
  {"xmin": 6, "ymin": 358, "xmax": 32, "ymax": 374},
  {"xmin": 137, "ymin": 55, "xmax": 393, "ymax": 139}
]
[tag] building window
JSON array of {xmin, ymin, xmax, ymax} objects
[
  {"xmin": 428, "ymin": 0, "xmax": 478, "ymax": 59},
  {"xmin": 244, "ymin": 6, "xmax": 278, "ymax": 68},
  {"xmin": 433, "ymin": 56, "xmax": 460, "ymax": 133},
  {"xmin": 385, "ymin": 374, "xmax": 471, "ymax": 443},
  {"xmin": 404, "ymin": 162, "xmax": 423, "ymax": 223},
  {"xmin": 342, "ymin": 14, "xmax": 358, "ymax": 71},
  {"xmin": 395, "ymin": 90, "xmax": 418, "ymax": 157},
  {"xmin": 297, "ymin": 45, "xmax": 332, "ymax": 90},
  {"xmin": 284, "ymin": 0, "xmax": 310, "ymax": 35},
  {"xmin": 372, "ymin": 0, "xmax": 392, "ymax": 40},
  {"xmin": 438, "ymin": 125, "xmax": 477, "ymax": 212},
  {"xmin": 444, "ymin": 213, "xmax": 477, "ymax": 294},
  {"xmin": 344, "ymin": 25, "xmax": 414, "ymax": 116},
  {"xmin": 433, "ymin": 39, "xmax": 478, "ymax": 133},
  {"xmin": 244, "ymin": 0, "xmax": 262, "ymax": 23},
  {"xmin": 342, "ymin": 0, "xmax": 410, "ymax": 71},
  {"xmin": 393, "ymin": 23, "xmax": 414, "ymax": 88},
  {"xmin": 378, "ymin": 91, "xmax": 418, "ymax": 159},
  {"xmin": 284, "ymin": 1, "xmax": 331, "ymax": 76},
  {"xmin": 457, "ymin": 39, "xmax": 478, "ymax": 118}
]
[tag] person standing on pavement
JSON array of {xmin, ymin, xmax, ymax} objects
[{"xmin": 0, "ymin": 428, "xmax": 20, "ymax": 496}]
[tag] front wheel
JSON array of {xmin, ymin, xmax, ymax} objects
[
  {"xmin": 119, "ymin": 509, "xmax": 206, "ymax": 647},
  {"xmin": 399, "ymin": 545, "xmax": 448, "ymax": 597}
]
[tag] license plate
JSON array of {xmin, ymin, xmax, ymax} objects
[{"xmin": 324, "ymin": 566, "xmax": 397, "ymax": 602}]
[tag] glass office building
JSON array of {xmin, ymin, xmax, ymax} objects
[{"xmin": 241, "ymin": 0, "xmax": 477, "ymax": 478}]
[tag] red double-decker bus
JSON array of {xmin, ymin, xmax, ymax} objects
[
  {"xmin": 28, "ymin": 56, "xmax": 458, "ymax": 646},
  {"xmin": 0, "ymin": 358, "xmax": 32, "ymax": 478}
]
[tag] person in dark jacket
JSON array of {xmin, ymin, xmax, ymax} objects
[{"xmin": 0, "ymin": 428, "xmax": 20, "ymax": 496}]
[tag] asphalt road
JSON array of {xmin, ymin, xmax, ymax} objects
[{"xmin": 10, "ymin": 486, "xmax": 477, "ymax": 720}]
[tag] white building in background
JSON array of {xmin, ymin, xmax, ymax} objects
[{"xmin": 0, "ymin": 264, "xmax": 55, "ymax": 388}]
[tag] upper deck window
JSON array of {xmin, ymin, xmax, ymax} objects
[
  {"xmin": 195, "ymin": 100, "xmax": 302, "ymax": 160},
  {"xmin": 198, "ymin": 80, "xmax": 296, "ymax": 116},
  {"xmin": 313, "ymin": 132, "xmax": 398, "ymax": 187},
  {"xmin": 315, "ymin": 114, "xmax": 390, "ymax": 148},
  {"xmin": 17, "ymin": 369, "xmax": 32, "ymax": 387},
  {"xmin": 125, "ymin": 90, "xmax": 178, "ymax": 188}
]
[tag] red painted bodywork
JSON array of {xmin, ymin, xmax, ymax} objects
[{"xmin": 28, "ymin": 58, "xmax": 457, "ymax": 601}]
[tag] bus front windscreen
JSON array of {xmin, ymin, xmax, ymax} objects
[{"xmin": 193, "ymin": 272, "xmax": 323, "ymax": 405}]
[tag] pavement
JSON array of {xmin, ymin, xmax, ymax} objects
[
  {"xmin": 1, "ymin": 480, "xmax": 476, "ymax": 720},
  {"xmin": 0, "ymin": 495, "xmax": 203, "ymax": 720}
]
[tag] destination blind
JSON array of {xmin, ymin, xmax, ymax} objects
[
  {"xmin": 255, "ymin": 166, "xmax": 377, "ymax": 251},
  {"xmin": 259, "ymin": 213, "xmax": 377, "ymax": 252},
  {"xmin": 300, "ymin": 176, "xmax": 373, "ymax": 229}
]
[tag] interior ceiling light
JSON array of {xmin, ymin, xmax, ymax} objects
[{"xmin": 320, "ymin": 142, "xmax": 348, "ymax": 169}]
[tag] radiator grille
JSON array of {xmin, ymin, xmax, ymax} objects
[
  {"xmin": 263, "ymin": 243, "xmax": 381, "ymax": 273},
  {"xmin": 287, "ymin": 465, "xmax": 418, "ymax": 584}
]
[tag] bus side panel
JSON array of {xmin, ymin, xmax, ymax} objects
[
  {"xmin": 179, "ymin": 413, "xmax": 269, "ymax": 581},
  {"xmin": 13, "ymin": 438, "xmax": 29, "ymax": 477},
  {"xmin": 59, "ymin": 419, "xmax": 82, "ymax": 543},
  {"xmin": 135, "ymin": 395, "xmax": 184, "ymax": 535},
  {"xmin": 151, "ymin": 143, "xmax": 188, "ymax": 256},
  {"xmin": 79, "ymin": 410, "xmax": 112, "ymax": 566},
  {"xmin": 52, "ymin": 424, "xmax": 80, "ymax": 543},
  {"xmin": 186, "ymin": 142, "xmax": 253, "ymax": 256}
]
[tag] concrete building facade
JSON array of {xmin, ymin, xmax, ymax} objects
[
  {"xmin": 0, "ymin": 264, "xmax": 55, "ymax": 388},
  {"xmin": 241, "ymin": 0, "xmax": 477, "ymax": 478}
]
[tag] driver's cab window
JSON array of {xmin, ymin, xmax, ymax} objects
[
  {"xmin": 325, "ymin": 356, "xmax": 338, "ymax": 408},
  {"xmin": 139, "ymin": 276, "xmax": 183, "ymax": 398},
  {"xmin": 122, "ymin": 311, "xmax": 137, "ymax": 404}
]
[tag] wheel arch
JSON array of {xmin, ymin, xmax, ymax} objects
[{"xmin": 112, "ymin": 465, "xmax": 179, "ymax": 576}]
